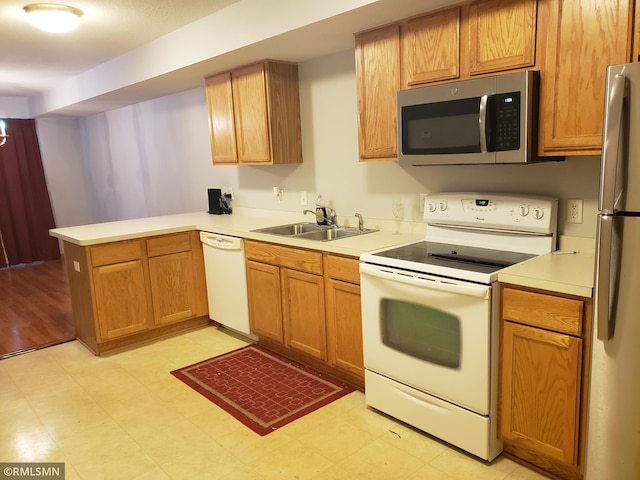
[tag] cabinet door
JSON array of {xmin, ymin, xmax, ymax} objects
[
  {"xmin": 93, "ymin": 260, "xmax": 151, "ymax": 340},
  {"xmin": 355, "ymin": 25, "xmax": 400, "ymax": 161},
  {"xmin": 246, "ymin": 260, "xmax": 283, "ymax": 342},
  {"xmin": 282, "ymin": 268, "xmax": 326, "ymax": 360},
  {"xmin": 468, "ymin": 0, "xmax": 537, "ymax": 75},
  {"xmin": 325, "ymin": 278, "xmax": 363, "ymax": 378},
  {"xmin": 501, "ymin": 321, "xmax": 582, "ymax": 465},
  {"xmin": 148, "ymin": 251, "xmax": 197, "ymax": 325},
  {"xmin": 402, "ymin": 8, "xmax": 461, "ymax": 86},
  {"xmin": 232, "ymin": 62, "xmax": 271, "ymax": 164},
  {"xmin": 539, "ymin": 0, "xmax": 632, "ymax": 155},
  {"xmin": 205, "ymin": 72, "xmax": 238, "ymax": 165}
]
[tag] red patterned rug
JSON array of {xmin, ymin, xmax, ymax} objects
[{"xmin": 170, "ymin": 344, "xmax": 355, "ymax": 435}]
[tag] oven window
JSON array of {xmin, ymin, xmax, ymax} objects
[{"xmin": 380, "ymin": 298, "xmax": 461, "ymax": 368}]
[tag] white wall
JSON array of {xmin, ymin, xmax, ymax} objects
[{"xmin": 36, "ymin": 49, "xmax": 601, "ymax": 237}]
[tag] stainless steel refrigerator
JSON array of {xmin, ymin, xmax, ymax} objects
[{"xmin": 587, "ymin": 62, "xmax": 640, "ymax": 479}]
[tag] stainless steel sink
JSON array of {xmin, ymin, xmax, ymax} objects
[
  {"xmin": 296, "ymin": 227, "xmax": 376, "ymax": 241},
  {"xmin": 251, "ymin": 222, "xmax": 324, "ymax": 236},
  {"xmin": 251, "ymin": 223, "xmax": 378, "ymax": 241}
]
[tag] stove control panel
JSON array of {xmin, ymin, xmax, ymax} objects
[{"xmin": 423, "ymin": 192, "xmax": 558, "ymax": 234}]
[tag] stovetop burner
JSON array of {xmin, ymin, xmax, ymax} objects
[
  {"xmin": 360, "ymin": 193, "xmax": 558, "ymax": 284},
  {"xmin": 366, "ymin": 241, "xmax": 536, "ymax": 279}
]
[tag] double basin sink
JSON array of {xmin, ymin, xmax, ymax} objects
[{"xmin": 251, "ymin": 222, "xmax": 378, "ymax": 242}]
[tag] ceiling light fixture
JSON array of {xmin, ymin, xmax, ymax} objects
[{"xmin": 23, "ymin": 3, "xmax": 83, "ymax": 34}]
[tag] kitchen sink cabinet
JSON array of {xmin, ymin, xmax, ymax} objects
[
  {"xmin": 245, "ymin": 240, "xmax": 326, "ymax": 360},
  {"xmin": 324, "ymin": 254, "xmax": 364, "ymax": 379},
  {"xmin": 62, "ymin": 231, "xmax": 208, "ymax": 355},
  {"xmin": 245, "ymin": 241, "xmax": 364, "ymax": 388},
  {"xmin": 282, "ymin": 268, "xmax": 326, "ymax": 360},
  {"xmin": 205, "ymin": 60, "xmax": 303, "ymax": 166},
  {"xmin": 500, "ymin": 284, "xmax": 593, "ymax": 480},
  {"xmin": 537, "ymin": 0, "xmax": 634, "ymax": 156}
]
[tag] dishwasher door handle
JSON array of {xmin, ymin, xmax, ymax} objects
[{"xmin": 200, "ymin": 233, "xmax": 244, "ymax": 251}]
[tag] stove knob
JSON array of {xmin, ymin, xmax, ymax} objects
[
  {"xmin": 519, "ymin": 204, "xmax": 530, "ymax": 216},
  {"xmin": 533, "ymin": 207, "xmax": 544, "ymax": 219},
  {"xmin": 426, "ymin": 201, "xmax": 437, "ymax": 213},
  {"xmin": 438, "ymin": 200, "xmax": 448, "ymax": 211}
]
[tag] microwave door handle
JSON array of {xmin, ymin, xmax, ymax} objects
[{"xmin": 479, "ymin": 95, "xmax": 488, "ymax": 153}]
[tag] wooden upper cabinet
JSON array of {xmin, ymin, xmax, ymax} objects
[
  {"xmin": 355, "ymin": 24, "xmax": 400, "ymax": 161},
  {"xmin": 539, "ymin": 0, "xmax": 633, "ymax": 156},
  {"xmin": 232, "ymin": 62, "xmax": 272, "ymax": 164},
  {"xmin": 402, "ymin": 8, "xmax": 461, "ymax": 87},
  {"xmin": 205, "ymin": 60, "xmax": 302, "ymax": 165},
  {"xmin": 205, "ymin": 72, "xmax": 238, "ymax": 164},
  {"xmin": 468, "ymin": 0, "xmax": 537, "ymax": 75}
]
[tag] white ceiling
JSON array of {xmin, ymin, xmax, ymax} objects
[{"xmin": 0, "ymin": 0, "xmax": 456, "ymax": 117}]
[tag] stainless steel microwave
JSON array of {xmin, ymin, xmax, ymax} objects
[{"xmin": 397, "ymin": 70, "xmax": 545, "ymax": 166}]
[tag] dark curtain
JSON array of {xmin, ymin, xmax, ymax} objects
[{"xmin": 0, "ymin": 119, "xmax": 60, "ymax": 267}]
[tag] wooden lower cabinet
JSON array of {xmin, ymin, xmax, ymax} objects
[
  {"xmin": 245, "ymin": 240, "xmax": 364, "ymax": 388},
  {"xmin": 500, "ymin": 284, "xmax": 592, "ymax": 480},
  {"xmin": 324, "ymin": 254, "xmax": 363, "ymax": 379},
  {"xmin": 282, "ymin": 268, "xmax": 326, "ymax": 360},
  {"xmin": 93, "ymin": 258, "xmax": 151, "ymax": 339},
  {"xmin": 246, "ymin": 260, "xmax": 283, "ymax": 342},
  {"xmin": 63, "ymin": 231, "xmax": 208, "ymax": 355}
]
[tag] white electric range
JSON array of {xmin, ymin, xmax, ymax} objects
[{"xmin": 359, "ymin": 192, "xmax": 558, "ymax": 461}]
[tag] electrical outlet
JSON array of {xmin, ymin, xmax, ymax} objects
[
  {"xmin": 568, "ymin": 199, "xmax": 583, "ymax": 224},
  {"xmin": 300, "ymin": 191, "xmax": 307, "ymax": 206},
  {"xmin": 419, "ymin": 193, "xmax": 429, "ymax": 212}
]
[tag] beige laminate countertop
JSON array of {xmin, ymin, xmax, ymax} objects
[
  {"xmin": 50, "ymin": 210, "xmax": 596, "ymax": 297},
  {"xmin": 498, "ymin": 237, "xmax": 595, "ymax": 298},
  {"xmin": 49, "ymin": 208, "xmax": 427, "ymax": 258}
]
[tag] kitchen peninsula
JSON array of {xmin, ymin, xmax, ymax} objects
[{"xmin": 49, "ymin": 209, "xmax": 426, "ymax": 368}]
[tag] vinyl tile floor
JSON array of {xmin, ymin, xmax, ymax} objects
[{"xmin": 0, "ymin": 327, "xmax": 549, "ymax": 480}]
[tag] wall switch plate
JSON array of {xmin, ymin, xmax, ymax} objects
[
  {"xmin": 300, "ymin": 191, "xmax": 307, "ymax": 206},
  {"xmin": 568, "ymin": 199, "xmax": 583, "ymax": 224},
  {"xmin": 419, "ymin": 193, "xmax": 429, "ymax": 212},
  {"xmin": 73, "ymin": 260, "xmax": 81, "ymax": 272}
]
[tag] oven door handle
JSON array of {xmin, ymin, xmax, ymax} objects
[{"xmin": 359, "ymin": 263, "xmax": 490, "ymax": 299}]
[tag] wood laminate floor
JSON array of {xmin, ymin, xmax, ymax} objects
[{"xmin": 0, "ymin": 258, "xmax": 75, "ymax": 359}]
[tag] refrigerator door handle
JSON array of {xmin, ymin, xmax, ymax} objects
[
  {"xmin": 594, "ymin": 214, "xmax": 614, "ymax": 340},
  {"xmin": 599, "ymin": 72, "xmax": 629, "ymax": 213}
]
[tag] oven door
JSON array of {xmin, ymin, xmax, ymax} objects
[{"xmin": 360, "ymin": 263, "xmax": 493, "ymax": 415}]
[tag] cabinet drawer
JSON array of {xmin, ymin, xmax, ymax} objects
[
  {"xmin": 325, "ymin": 254, "xmax": 360, "ymax": 284},
  {"xmin": 147, "ymin": 232, "xmax": 192, "ymax": 257},
  {"xmin": 502, "ymin": 286, "xmax": 584, "ymax": 336},
  {"xmin": 90, "ymin": 240, "xmax": 143, "ymax": 267},
  {"xmin": 245, "ymin": 240, "xmax": 322, "ymax": 274}
]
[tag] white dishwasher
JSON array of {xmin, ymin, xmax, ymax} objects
[{"xmin": 200, "ymin": 231, "xmax": 254, "ymax": 338}]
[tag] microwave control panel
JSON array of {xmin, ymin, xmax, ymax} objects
[{"xmin": 491, "ymin": 92, "xmax": 521, "ymax": 152}]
